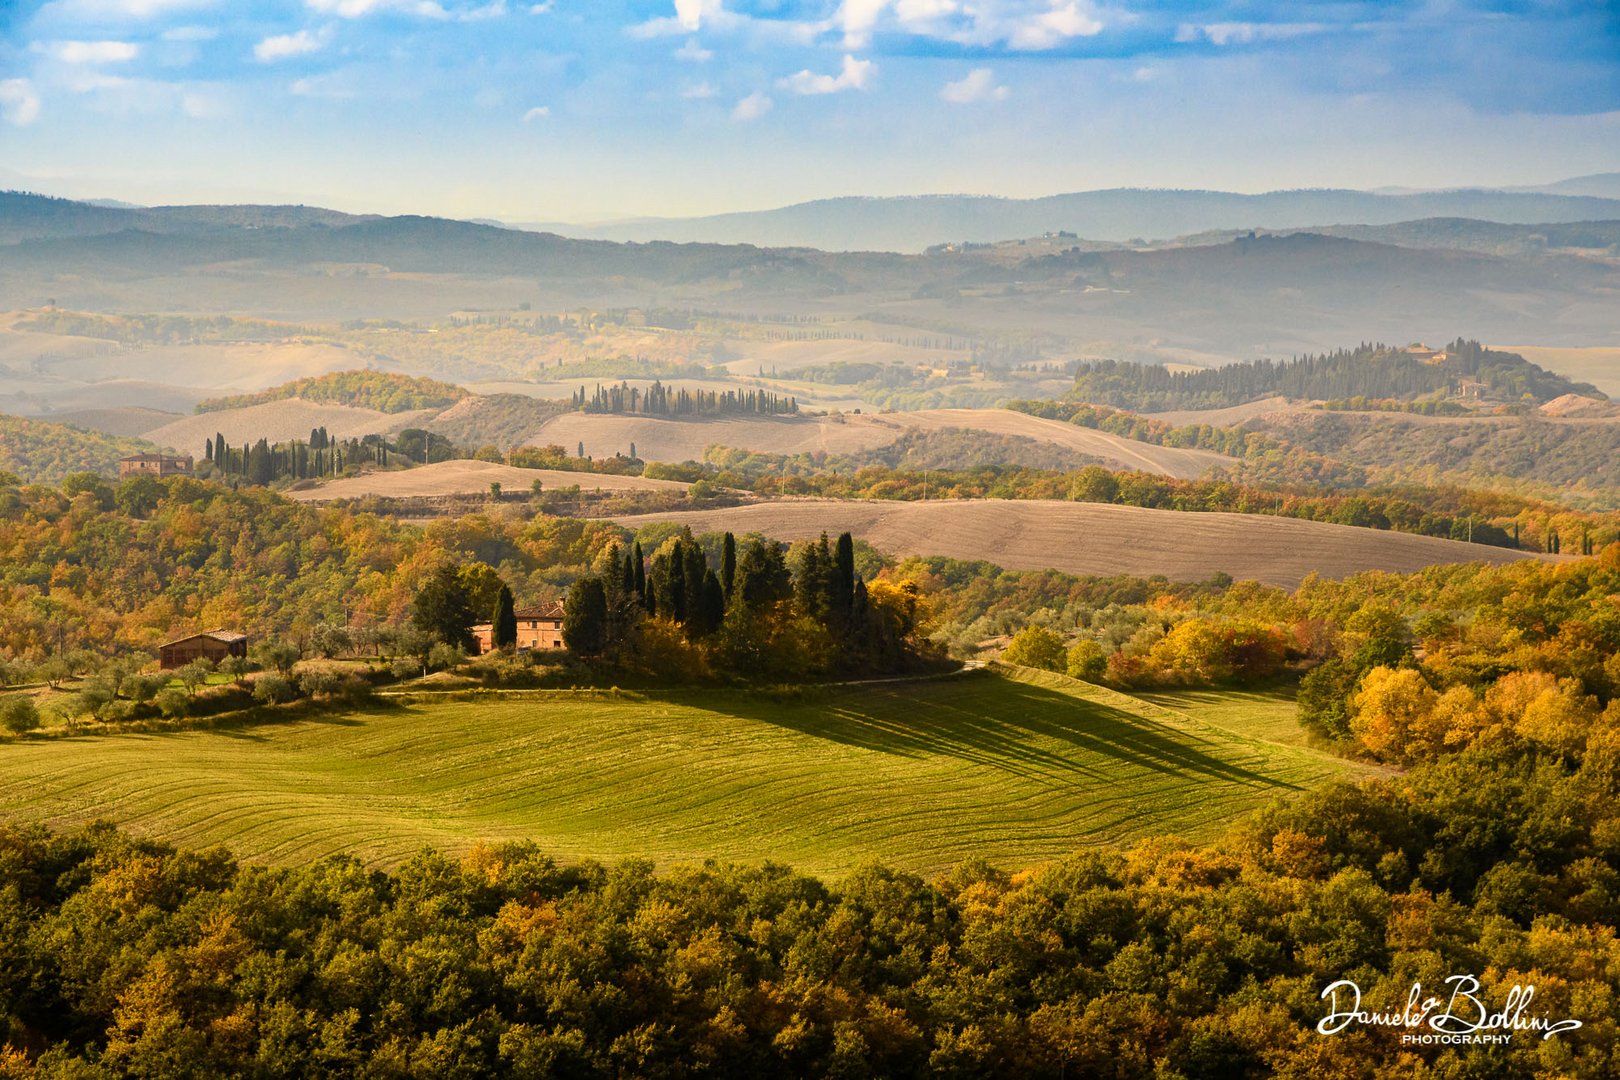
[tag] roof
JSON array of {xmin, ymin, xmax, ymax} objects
[
  {"xmin": 515, "ymin": 601, "xmax": 566, "ymax": 620},
  {"xmin": 159, "ymin": 628, "xmax": 247, "ymax": 649},
  {"xmin": 122, "ymin": 453, "xmax": 190, "ymax": 463}
]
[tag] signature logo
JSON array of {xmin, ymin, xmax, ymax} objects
[{"xmin": 1318, "ymin": 975, "xmax": 1582, "ymax": 1045}]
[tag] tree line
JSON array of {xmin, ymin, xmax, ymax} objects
[
  {"xmin": 203, "ymin": 427, "xmax": 458, "ymax": 485},
  {"xmin": 1060, "ymin": 339, "xmax": 1600, "ymax": 411},
  {"xmin": 573, "ymin": 380, "xmax": 797, "ymax": 417}
]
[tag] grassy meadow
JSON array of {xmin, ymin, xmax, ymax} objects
[{"xmin": 0, "ymin": 668, "xmax": 1362, "ymax": 876}]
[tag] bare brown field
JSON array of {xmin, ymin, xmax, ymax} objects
[
  {"xmin": 609, "ymin": 498, "xmax": 1553, "ymax": 587},
  {"xmin": 717, "ymin": 337, "xmax": 966, "ymax": 375},
  {"xmin": 144, "ymin": 401, "xmax": 439, "ymax": 455},
  {"xmin": 1497, "ymin": 345, "xmax": 1620, "ymax": 398},
  {"xmin": 532, "ymin": 408, "xmax": 1237, "ymax": 478},
  {"xmin": 286, "ymin": 459, "xmax": 687, "ymax": 501},
  {"xmin": 1144, "ymin": 396, "xmax": 1299, "ymax": 426},
  {"xmin": 43, "ymin": 406, "xmax": 182, "ymax": 436}
]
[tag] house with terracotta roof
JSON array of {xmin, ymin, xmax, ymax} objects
[
  {"xmin": 120, "ymin": 453, "xmax": 193, "ymax": 480},
  {"xmin": 471, "ymin": 600, "xmax": 566, "ymax": 654}
]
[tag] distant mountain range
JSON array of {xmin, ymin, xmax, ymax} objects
[
  {"xmin": 2, "ymin": 189, "xmax": 1616, "ymax": 355},
  {"xmin": 519, "ymin": 178, "xmax": 1620, "ymax": 252}
]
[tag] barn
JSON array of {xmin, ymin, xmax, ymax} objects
[{"xmin": 158, "ymin": 629, "xmax": 249, "ymax": 670}]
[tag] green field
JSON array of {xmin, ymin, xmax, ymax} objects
[{"xmin": 0, "ymin": 668, "xmax": 1365, "ymax": 876}]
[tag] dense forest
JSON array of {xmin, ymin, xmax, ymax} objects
[
  {"xmin": 0, "ymin": 416, "xmax": 157, "ymax": 486},
  {"xmin": 1062, "ymin": 340, "xmax": 1601, "ymax": 411},
  {"xmin": 195, "ymin": 371, "xmax": 468, "ymax": 415},
  {"xmin": 573, "ymin": 381, "xmax": 797, "ymax": 417}
]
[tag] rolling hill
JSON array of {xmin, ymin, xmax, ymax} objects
[
  {"xmin": 0, "ymin": 668, "xmax": 1363, "ymax": 875},
  {"xmin": 284, "ymin": 459, "xmax": 687, "ymax": 501},
  {"xmin": 142, "ymin": 399, "xmax": 438, "ymax": 457},
  {"xmin": 534, "ymin": 408, "xmax": 1238, "ymax": 479},
  {"xmin": 609, "ymin": 498, "xmax": 1552, "ymax": 587}
]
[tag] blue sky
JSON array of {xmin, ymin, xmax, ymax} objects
[{"xmin": 1, "ymin": 1, "xmax": 1617, "ymax": 219}]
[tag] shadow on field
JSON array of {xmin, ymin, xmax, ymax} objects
[{"xmin": 727, "ymin": 678, "xmax": 1298, "ymax": 790}]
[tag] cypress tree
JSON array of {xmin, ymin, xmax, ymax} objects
[
  {"xmin": 833, "ymin": 532, "xmax": 856, "ymax": 623},
  {"xmin": 691, "ymin": 569, "xmax": 725, "ymax": 638},
  {"xmin": 721, "ymin": 532, "xmax": 736, "ymax": 601},
  {"xmin": 633, "ymin": 542, "xmax": 647, "ymax": 609},
  {"xmin": 492, "ymin": 584, "xmax": 517, "ymax": 650},
  {"xmin": 562, "ymin": 577, "xmax": 608, "ymax": 656}
]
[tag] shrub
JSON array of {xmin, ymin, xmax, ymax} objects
[
  {"xmin": 154, "ymin": 687, "xmax": 190, "ymax": 720},
  {"xmin": 1, "ymin": 696, "xmax": 41, "ymax": 734},
  {"xmin": 252, "ymin": 675, "xmax": 299, "ymax": 705},
  {"xmin": 1066, "ymin": 639, "xmax": 1108, "ymax": 682},
  {"xmin": 298, "ymin": 670, "xmax": 344, "ymax": 698}
]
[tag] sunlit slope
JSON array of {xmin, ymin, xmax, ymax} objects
[
  {"xmin": 611, "ymin": 498, "xmax": 1551, "ymax": 588},
  {"xmin": 0, "ymin": 669, "xmax": 1358, "ymax": 876}
]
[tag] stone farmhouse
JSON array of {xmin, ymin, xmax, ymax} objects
[
  {"xmin": 471, "ymin": 600, "xmax": 566, "ymax": 654},
  {"xmin": 120, "ymin": 453, "xmax": 194, "ymax": 480}
]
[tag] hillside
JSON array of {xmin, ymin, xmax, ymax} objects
[
  {"xmin": 196, "ymin": 370, "xmax": 467, "ymax": 414},
  {"xmin": 0, "ymin": 414, "xmax": 158, "ymax": 484},
  {"xmin": 285, "ymin": 459, "xmax": 687, "ymax": 501},
  {"xmin": 142, "ymin": 400, "xmax": 437, "ymax": 456},
  {"xmin": 610, "ymin": 498, "xmax": 1550, "ymax": 587},
  {"xmin": 0, "ymin": 669, "xmax": 1360, "ymax": 874},
  {"xmin": 535, "ymin": 408, "xmax": 1237, "ymax": 479}
]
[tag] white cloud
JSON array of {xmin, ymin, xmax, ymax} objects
[
  {"xmin": 1005, "ymin": 2, "xmax": 1102, "ymax": 49},
  {"xmin": 940, "ymin": 67, "xmax": 1008, "ymax": 104},
  {"xmin": 0, "ymin": 79, "xmax": 41, "ymax": 126},
  {"xmin": 40, "ymin": 0, "xmax": 215, "ymax": 17},
  {"xmin": 675, "ymin": 38, "xmax": 713, "ymax": 62},
  {"xmin": 254, "ymin": 28, "xmax": 331, "ymax": 63},
  {"xmin": 1176, "ymin": 21, "xmax": 1328, "ymax": 46},
  {"xmin": 522, "ymin": 105, "xmax": 550, "ymax": 121},
  {"xmin": 304, "ymin": 0, "xmax": 505, "ymax": 18},
  {"xmin": 674, "ymin": 0, "xmax": 710, "ymax": 31},
  {"xmin": 732, "ymin": 91, "xmax": 772, "ymax": 121},
  {"xmin": 43, "ymin": 40, "xmax": 141, "ymax": 64},
  {"xmin": 778, "ymin": 54, "xmax": 873, "ymax": 95},
  {"xmin": 837, "ymin": 0, "xmax": 889, "ymax": 48},
  {"xmin": 680, "ymin": 81, "xmax": 717, "ymax": 99},
  {"xmin": 888, "ymin": 0, "xmax": 1105, "ymax": 51},
  {"xmin": 528, "ymin": 1, "xmax": 552, "ymax": 10}
]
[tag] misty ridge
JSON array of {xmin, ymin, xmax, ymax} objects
[{"xmin": 2, "ymin": 184, "xmax": 1617, "ymax": 357}]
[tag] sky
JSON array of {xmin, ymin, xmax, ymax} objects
[{"xmin": 1, "ymin": 1, "xmax": 1617, "ymax": 221}]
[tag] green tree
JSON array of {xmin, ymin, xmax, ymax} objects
[
  {"xmin": 1066, "ymin": 639, "xmax": 1108, "ymax": 682},
  {"xmin": 1003, "ymin": 626, "xmax": 1066, "ymax": 672},
  {"xmin": 411, "ymin": 566, "xmax": 478, "ymax": 651},
  {"xmin": 1, "ymin": 695, "xmax": 40, "ymax": 734},
  {"xmin": 492, "ymin": 584, "xmax": 518, "ymax": 650},
  {"xmin": 563, "ymin": 577, "xmax": 609, "ymax": 656}
]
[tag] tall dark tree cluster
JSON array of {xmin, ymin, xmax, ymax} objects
[
  {"xmin": 561, "ymin": 530, "xmax": 915, "ymax": 676},
  {"xmin": 204, "ymin": 427, "xmax": 458, "ymax": 486},
  {"xmin": 574, "ymin": 380, "xmax": 796, "ymax": 417}
]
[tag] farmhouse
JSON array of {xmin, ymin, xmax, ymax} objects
[
  {"xmin": 471, "ymin": 600, "xmax": 566, "ymax": 654},
  {"xmin": 158, "ymin": 629, "xmax": 249, "ymax": 670},
  {"xmin": 120, "ymin": 453, "xmax": 193, "ymax": 479}
]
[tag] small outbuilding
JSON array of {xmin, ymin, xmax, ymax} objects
[{"xmin": 158, "ymin": 629, "xmax": 249, "ymax": 670}]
